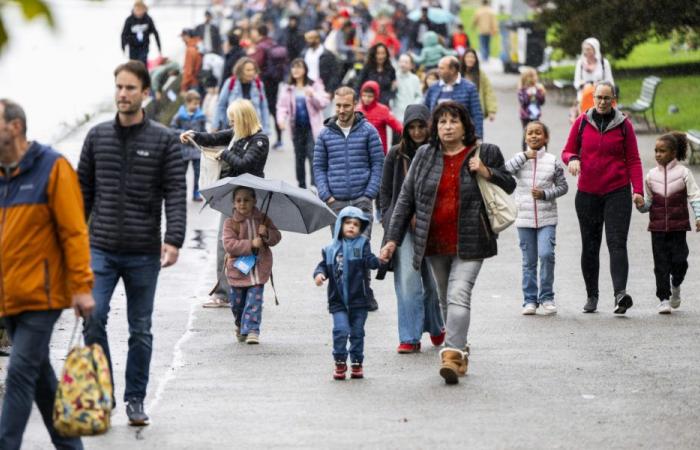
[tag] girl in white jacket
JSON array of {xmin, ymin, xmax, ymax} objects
[{"xmin": 505, "ymin": 121, "xmax": 569, "ymax": 315}]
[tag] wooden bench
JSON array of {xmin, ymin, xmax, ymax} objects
[
  {"xmin": 687, "ymin": 129, "xmax": 700, "ymax": 165},
  {"xmin": 619, "ymin": 76, "xmax": 662, "ymax": 131}
]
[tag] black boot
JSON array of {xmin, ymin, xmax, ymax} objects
[{"xmin": 583, "ymin": 297, "xmax": 598, "ymax": 313}]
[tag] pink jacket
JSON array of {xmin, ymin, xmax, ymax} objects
[
  {"xmin": 222, "ymin": 208, "xmax": 282, "ymax": 287},
  {"xmin": 276, "ymin": 80, "xmax": 330, "ymax": 140},
  {"xmin": 561, "ymin": 110, "xmax": 643, "ymax": 195},
  {"xmin": 644, "ymin": 159, "xmax": 700, "ymax": 232}
]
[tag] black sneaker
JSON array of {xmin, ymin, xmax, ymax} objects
[
  {"xmin": 368, "ymin": 296, "xmax": 379, "ymax": 312},
  {"xmin": 126, "ymin": 398, "xmax": 149, "ymax": 426},
  {"xmin": 583, "ymin": 297, "xmax": 598, "ymax": 313},
  {"xmin": 614, "ymin": 293, "xmax": 633, "ymax": 315}
]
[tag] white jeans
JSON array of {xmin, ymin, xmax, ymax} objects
[{"xmin": 427, "ymin": 256, "xmax": 483, "ymax": 350}]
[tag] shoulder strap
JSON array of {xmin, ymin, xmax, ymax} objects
[
  {"xmin": 228, "ymin": 76, "xmax": 237, "ymax": 91},
  {"xmin": 576, "ymin": 118, "xmax": 587, "ymax": 157},
  {"xmin": 255, "ymin": 78, "xmax": 264, "ymax": 104}
]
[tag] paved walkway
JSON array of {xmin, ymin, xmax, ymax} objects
[{"xmin": 6, "ymin": 66, "xmax": 700, "ymax": 449}]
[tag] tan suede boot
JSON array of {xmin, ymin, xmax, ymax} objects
[{"xmin": 439, "ymin": 348, "xmax": 467, "ymax": 384}]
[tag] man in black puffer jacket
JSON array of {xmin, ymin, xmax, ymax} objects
[{"xmin": 78, "ymin": 61, "xmax": 186, "ymax": 427}]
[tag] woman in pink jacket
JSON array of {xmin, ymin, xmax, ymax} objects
[
  {"xmin": 561, "ymin": 81, "xmax": 644, "ymax": 315},
  {"xmin": 276, "ymin": 58, "xmax": 330, "ymax": 188}
]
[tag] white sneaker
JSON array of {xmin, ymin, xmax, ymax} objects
[
  {"xmin": 670, "ymin": 286, "xmax": 682, "ymax": 309},
  {"xmin": 657, "ymin": 300, "xmax": 672, "ymax": 314},
  {"xmin": 541, "ymin": 301, "xmax": 557, "ymax": 315},
  {"xmin": 522, "ymin": 303, "xmax": 537, "ymax": 315}
]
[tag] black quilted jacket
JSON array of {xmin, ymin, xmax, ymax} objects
[
  {"xmin": 385, "ymin": 142, "xmax": 516, "ymax": 270},
  {"xmin": 78, "ymin": 116, "xmax": 187, "ymax": 254},
  {"xmin": 190, "ymin": 129, "xmax": 269, "ymax": 178}
]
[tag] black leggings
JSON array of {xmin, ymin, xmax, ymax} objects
[
  {"xmin": 292, "ymin": 124, "xmax": 315, "ymax": 188},
  {"xmin": 575, "ymin": 187, "xmax": 632, "ymax": 298},
  {"xmin": 652, "ymin": 231, "xmax": 689, "ymax": 300}
]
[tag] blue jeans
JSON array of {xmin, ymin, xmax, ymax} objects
[
  {"xmin": 0, "ymin": 310, "xmax": 83, "ymax": 450},
  {"xmin": 517, "ymin": 226, "xmax": 556, "ymax": 305},
  {"xmin": 332, "ymin": 308, "xmax": 368, "ymax": 364},
  {"xmin": 394, "ymin": 233, "xmax": 444, "ymax": 344},
  {"xmin": 84, "ymin": 247, "xmax": 160, "ymax": 402},
  {"xmin": 479, "ymin": 34, "xmax": 491, "ymax": 62},
  {"xmin": 230, "ymin": 285, "xmax": 264, "ymax": 334}
]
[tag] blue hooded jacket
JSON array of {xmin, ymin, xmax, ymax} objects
[
  {"xmin": 170, "ymin": 105, "xmax": 207, "ymax": 160},
  {"xmin": 313, "ymin": 206, "xmax": 379, "ymax": 313}
]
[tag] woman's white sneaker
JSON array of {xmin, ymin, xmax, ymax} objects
[
  {"xmin": 657, "ymin": 300, "xmax": 672, "ymax": 314},
  {"xmin": 522, "ymin": 303, "xmax": 537, "ymax": 315},
  {"xmin": 541, "ymin": 301, "xmax": 557, "ymax": 315}
]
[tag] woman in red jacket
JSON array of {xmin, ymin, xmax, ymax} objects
[{"xmin": 561, "ymin": 81, "xmax": 644, "ymax": 315}]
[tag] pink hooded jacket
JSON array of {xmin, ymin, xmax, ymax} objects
[
  {"xmin": 276, "ymin": 79, "xmax": 330, "ymax": 140},
  {"xmin": 223, "ymin": 207, "xmax": 282, "ymax": 287}
]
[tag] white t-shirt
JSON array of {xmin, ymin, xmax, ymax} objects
[{"xmin": 337, "ymin": 122, "xmax": 352, "ymax": 137}]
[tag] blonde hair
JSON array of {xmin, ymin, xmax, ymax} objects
[
  {"xmin": 518, "ymin": 67, "xmax": 538, "ymax": 89},
  {"xmin": 227, "ymin": 99, "xmax": 261, "ymax": 138}
]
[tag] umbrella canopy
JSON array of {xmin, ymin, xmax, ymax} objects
[
  {"xmin": 200, "ymin": 174, "xmax": 337, "ymax": 234},
  {"xmin": 408, "ymin": 7, "xmax": 455, "ymax": 24}
]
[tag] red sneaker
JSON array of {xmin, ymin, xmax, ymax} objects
[
  {"xmin": 430, "ymin": 330, "xmax": 446, "ymax": 347},
  {"xmin": 397, "ymin": 342, "xmax": 421, "ymax": 354},
  {"xmin": 350, "ymin": 363, "xmax": 364, "ymax": 379},
  {"xmin": 333, "ymin": 361, "xmax": 347, "ymax": 380}
]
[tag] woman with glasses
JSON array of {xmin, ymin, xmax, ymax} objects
[{"xmin": 561, "ymin": 81, "xmax": 644, "ymax": 315}]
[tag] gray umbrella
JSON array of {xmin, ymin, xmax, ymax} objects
[{"xmin": 200, "ymin": 173, "xmax": 337, "ymax": 234}]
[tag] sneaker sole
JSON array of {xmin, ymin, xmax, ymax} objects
[
  {"xmin": 658, "ymin": 309, "xmax": 672, "ymax": 315},
  {"xmin": 614, "ymin": 295, "xmax": 633, "ymax": 314},
  {"xmin": 543, "ymin": 309, "xmax": 557, "ymax": 315},
  {"xmin": 246, "ymin": 339, "xmax": 259, "ymax": 345},
  {"xmin": 128, "ymin": 419, "xmax": 149, "ymax": 427},
  {"xmin": 333, "ymin": 375, "xmax": 346, "ymax": 380},
  {"xmin": 522, "ymin": 309, "xmax": 537, "ymax": 315},
  {"xmin": 350, "ymin": 374, "xmax": 364, "ymax": 379},
  {"xmin": 439, "ymin": 367, "xmax": 459, "ymax": 385},
  {"xmin": 582, "ymin": 308, "xmax": 597, "ymax": 313}
]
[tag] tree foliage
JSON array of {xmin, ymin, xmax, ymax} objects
[
  {"xmin": 533, "ymin": 0, "xmax": 700, "ymax": 59},
  {"xmin": 0, "ymin": 0, "xmax": 54, "ymax": 52}
]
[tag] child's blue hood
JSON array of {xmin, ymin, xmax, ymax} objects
[
  {"xmin": 176, "ymin": 104, "xmax": 206, "ymax": 121},
  {"xmin": 332, "ymin": 206, "xmax": 370, "ymax": 243}
]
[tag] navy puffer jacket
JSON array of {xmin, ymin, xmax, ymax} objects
[{"xmin": 312, "ymin": 112, "xmax": 385, "ymax": 202}]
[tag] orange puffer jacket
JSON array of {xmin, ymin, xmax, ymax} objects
[{"xmin": 0, "ymin": 143, "xmax": 93, "ymax": 317}]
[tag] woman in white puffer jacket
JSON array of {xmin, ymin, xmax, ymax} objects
[{"xmin": 505, "ymin": 121, "xmax": 569, "ymax": 316}]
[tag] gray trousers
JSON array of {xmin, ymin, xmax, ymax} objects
[
  {"xmin": 427, "ymin": 256, "xmax": 483, "ymax": 350},
  {"xmin": 214, "ymin": 213, "xmax": 229, "ymax": 298}
]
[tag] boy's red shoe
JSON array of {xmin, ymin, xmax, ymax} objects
[
  {"xmin": 397, "ymin": 342, "xmax": 421, "ymax": 354},
  {"xmin": 333, "ymin": 361, "xmax": 347, "ymax": 380},
  {"xmin": 350, "ymin": 363, "xmax": 364, "ymax": 379},
  {"xmin": 430, "ymin": 330, "xmax": 446, "ymax": 347}
]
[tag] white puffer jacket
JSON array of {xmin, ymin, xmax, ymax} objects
[{"xmin": 505, "ymin": 148, "xmax": 569, "ymax": 228}]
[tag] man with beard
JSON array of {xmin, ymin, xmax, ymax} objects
[
  {"xmin": 78, "ymin": 61, "xmax": 186, "ymax": 427},
  {"xmin": 303, "ymin": 30, "xmax": 340, "ymax": 95}
]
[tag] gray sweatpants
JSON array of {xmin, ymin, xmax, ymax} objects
[{"xmin": 426, "ymin": 256, "xmax": 483, "ymax": 350}]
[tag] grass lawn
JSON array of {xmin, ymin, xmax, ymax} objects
[{"xmin": 616, "ymin": 75, "xmax": 700, "ymax": 132}]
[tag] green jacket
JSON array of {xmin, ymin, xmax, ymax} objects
[
  {"xmin": 476, "ymin": 69, "xmax": 497, "ymax": 117},
  {"xmin": 413, "ymin": 32, "xmax": 456, "ymax": 68}
]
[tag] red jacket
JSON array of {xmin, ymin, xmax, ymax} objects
[
  {"xmin": 561, "ymin": 110, "xmax": 643, "ymax": 196},
  {"xmin": 357, "ymin": 80, "xmax": 402, "ymax": 154}
]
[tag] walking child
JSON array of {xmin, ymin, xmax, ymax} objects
[
  {"xmin": 505, "ymin": 121, "xmax": 568, "ymax": 315},
  {"xmin": 223, "ymin": 187, "xmax": 281, "ymax": 344},
  {"xmin": 170, "ymin": 90, "xmax": 206, "ymax": 201},
  {"xmin": 637, "ymin": 132, "xmax": 700, "ymax": 314},
  {"xmin": 517, "ymin": 67, "xmax": 546, "ymax": 129},
  {"xmin": 314, "ymin": 207, "xmax": 379, "ymax": 380}
]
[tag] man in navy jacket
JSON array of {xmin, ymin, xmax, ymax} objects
[
  {"xmin": 425, "ymin": 56, "xmax": 484, "ymax": 138},
  {"xmin": 313, "ymin": 87, "xmax": 384, "ymax": 310}
]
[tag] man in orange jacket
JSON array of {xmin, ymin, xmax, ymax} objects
[{"xmin": 0, "ymin": 99, "xmax": 94, "ymax": 450}]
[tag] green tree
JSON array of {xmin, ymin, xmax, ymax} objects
[
  {"xmin": 0, "ymin": 0, "xmax": 54, "ymax": 51},
  {"xmin": 533, "ymin": 0, "xmax": 700, "ymax": 59}
]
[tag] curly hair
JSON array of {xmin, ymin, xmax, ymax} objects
[
  {"xmin": 657, "ymin": 132, "xmax": 689, "ymax": 161},
  {"xmin": 429, "ymin": 101, "xmax": 477, "ymax": 148}
]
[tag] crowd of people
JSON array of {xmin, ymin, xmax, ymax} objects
[{"xmin": 1, "ymin": 1, "xmax": 699, "ymax": 449}]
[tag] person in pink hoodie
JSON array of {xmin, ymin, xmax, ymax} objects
[
  {"xmin": 276, "ymin": 58, "xmax": 330, "ymax": 188},
  {"xmin": 356, "ymin": 80, "xmax": 403, "ymax": 155},
  {"xmin": 561, "ymin": 81, "xmax": 644, "ymax": 315},
  {"xmin": 223, "ymin": 187, "xmax": 282, "ymax": 344}
]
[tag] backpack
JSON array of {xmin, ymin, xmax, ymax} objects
[
  {"xmin": 263, "ymin": 43, "xmax": 289, "ymax": 82},
  {"xmin": 228, "ymin": 76, "xmax": 265, "ymax": 105},
  {"xmin": 53, "ymin": 320, "xmax": 112, "ymax": 437},
  {"xmin": 576, "ymin": 115, "xmax": 627, "ymax": 156}
]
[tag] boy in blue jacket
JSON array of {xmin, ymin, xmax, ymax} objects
[
  {"xmin": 170, "ymin": 90, "xmax": 206, "ymax": 201},
  {"xmin": 314, "ymin": 206, "xmax": 379, "ymax": 380}
]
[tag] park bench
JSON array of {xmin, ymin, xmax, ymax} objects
[
  {"xmin": 619, "ymin": 76, "xmax": 662, "ymax": 132},
  {"xmin": 687, "ymin": 129, "xmax": 700, "ymax": 165}
]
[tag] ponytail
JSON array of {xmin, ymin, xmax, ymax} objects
[{"xmin": 658, "ymin": 131, "xmax": 689, "ymax": 161}]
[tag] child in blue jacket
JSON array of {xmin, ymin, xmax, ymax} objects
[
  {"xmin": 170, "ymin": 90, "xmax": 207, "ymax": 201},
  {"xmin": 314, "ymin": 206, "xmax": 379, "ymax": 380}
]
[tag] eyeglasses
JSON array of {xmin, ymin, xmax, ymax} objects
[{"xmin": 594, "ymin": 95, "xmax": 614, "ymax": 102}]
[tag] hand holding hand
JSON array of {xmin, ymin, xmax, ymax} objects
[
  {"xmin": 161, "ymin": 243, "xmax": 179, "ymax": 268},
  {"xmin": 568, "ymin": 160, "xmax": 581, "ymax": 176},
  {"xmin": 314, "ymin": 274, "xmax": 326, "ymax": 286},
  {"xmin": 525, "ymin": 148, "xmax": 538, "ymax": 160},
  {"xmin": 180, "ymin": 130, "xmax": 196, "ymax": 144},
  {"xmin": 633, "ymin": 193, "xmax": 645, "ymax": 208},
  {"xmin": 379, "ymin": 241, "xmax": 397, "ymax": 263},
  {"xmin": 71, "ymin": 292, "xmax": 95, "ymax": 318},
  {"xmin": 252, "ymin": 237, "xmax": 264, "ymax": 249},
  {"xmin": 532, "ymin": 188, "xmax": 545, "ymax": 200}
]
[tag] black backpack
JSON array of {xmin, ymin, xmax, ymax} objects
[{"xmin": 263, "ymin": 43, "xmax": 289, "ymax": 82}]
